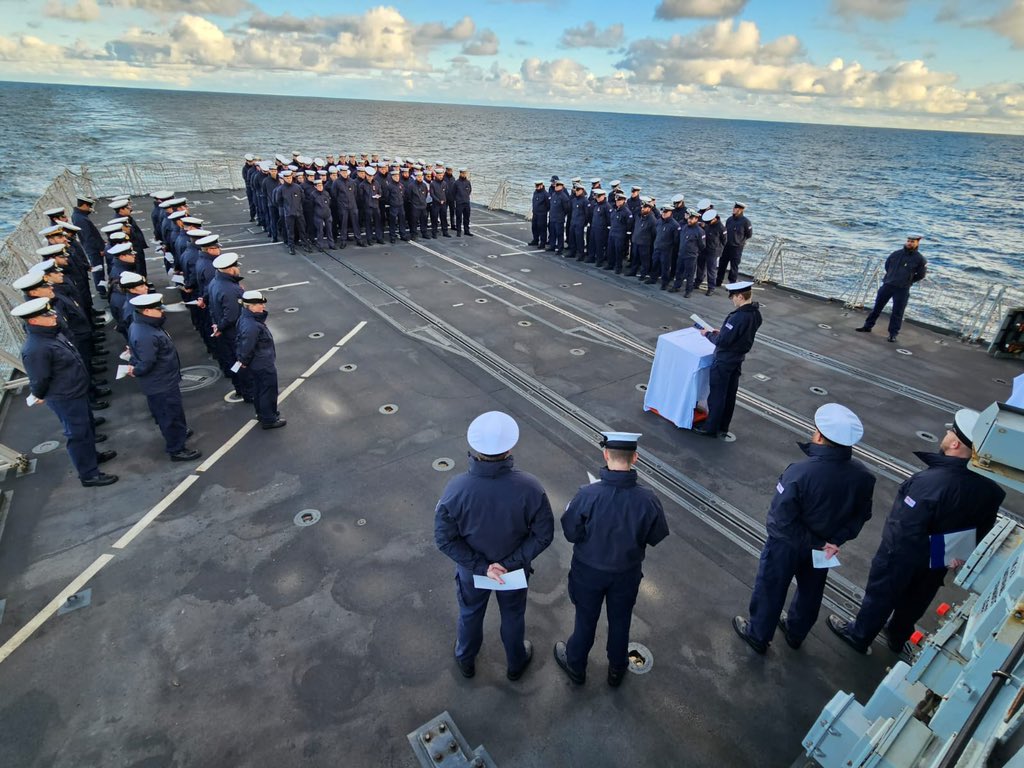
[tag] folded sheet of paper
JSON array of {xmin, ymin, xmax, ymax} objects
[
  {"xmin": 119, "ymin": 350, "xmax": 131, "ymax": 362},
  {"xmin": 230, "ymin": 361, "xmax": 242, "ymax": 373},
  {"xmin": 690, "ymin": 313, "xmax": 710, "ymax": 330},
  {"xmin": 26, "ymin": 393, "xmax": 40, "ymax": 406},
  {"xmin": 91, "ymin": 264, "xmax": 104, "ymax": 273},
  {"xmin": 115, "ymin": 364, "xmax": 131, "ymax": 380},
  {"xmin": 812, "ymin": 550, "xmax": 841, "ymax": 569},
  {"xmin": 587, "ymin": 471, "xmax": 600, "ymax": 484},
  {"xmin": 473, "ymin": 568, "xmax": 528, "ymax": 591},
  {"xmin": 171, "ymin": 275, "xmax": 185, "ymax": 285}
]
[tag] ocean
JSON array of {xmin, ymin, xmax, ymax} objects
[{"xmin": 1, "ymin": 81, "xmax": 1022, "ymax": 298}]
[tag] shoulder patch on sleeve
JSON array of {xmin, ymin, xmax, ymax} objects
[
  {"xmin": 776, "ymin": 482, "xmax": 785, "ymax": 494},
  {"xmin": 904, "ymin": 496, "xmax": 916, "ymax": 508}
]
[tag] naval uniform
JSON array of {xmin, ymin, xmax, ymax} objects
[
  {"xmin": 530, "ymin": 188, "xmax": 549, "ymax": 248},
  {"xmin": 128, "ymin": 313, "xmax": 189, "ymax": 455},
  {"xmin": 842, "ymin": 451, "xmax": 1004, "ymax": 651},
  {"xmin": 702, "ymin": 302, "xmax": 762, "ymax": 435},
  {"xmin": 561, "ymin": 467, "xmax": 669, "ymax": 675},
  {"xmin": 21, "ymin": 324, "xmax": 101, "ymax": 481},
  {"xmin": 547, "ymin": 188, "xmax": 571, "ymax": 254},
  {"xmin": 453, "ymin": 177, "xmax": 472, "ymax": 235},
  {"xmin": 207, "ymin": 271, "xmax": 251, "ymax": 400},
  {"xmin": 672, "ymin": 222, "xmax": 707, "ymax": 292},
  {"xmin": 627, "ymin": 209, "xmax": 655, "ymax": 277},
  {"xmin": 718, "ymin": 213, "xmax": 753, "ymax": 286},
  {"xmin": 860, "ymin": 246, "xmax": 927, "ymax": 340},
  {"xmin": 607, "ymin": 205, "xmax": 633, "ymax": 273},
  {"xmin": 434, "ymin": 456, "xmax": 554, "ymax": 673},
  {"xmin": 71, "ymin": 207, "xmax": 106, "ymax": 295},
  {"xmin": 747, "ymin": 443, "xmax": 874, "ymax": 647},
  {"xmin": 428, "ymin": 178, "xmax": 449, "ymax": 238},
  {"xmin": 697, "ymin": 217, "xmax": 726, "ymax": 292},
  {"xmin": 235, "ymin": 308, "xmax": 279, "ymax": 425},
  {"xmin": 587, "ymin": 200, "xmax": 610, "ymax": 264}
]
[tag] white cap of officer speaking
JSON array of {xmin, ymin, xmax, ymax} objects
[
  {"xmin": 11, "ymin": 297, "xmax": 52, "ymax": 319},
  {"xmin": 467, "ymin": 411, "xmax": 519, "ymax": 455},
  {"xmin": 213, "ymin": 253, "xmax": 239, "ymax": 269},
  {"xmin": 814, "ymin": 404, "xmax": 864, "ymax": 447},
  {"xmin": 130, "ymin": 292, "xmax": 163, "ymax": 309}
]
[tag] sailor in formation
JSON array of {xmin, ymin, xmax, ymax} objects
[{"xmin": 235, "ymin": 291, "xmax": 285, "ymax": 430}]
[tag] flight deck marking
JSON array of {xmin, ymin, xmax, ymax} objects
[
  {"xmin": 255, "ymin": 280, "xmax": 311, "ymax": 292},
  {"xmin": 0, "ymin": 323, "xmax": 367, "ymax": 667},
  {"xmin": 231, "ymin": 242, "xmax": 280, "ymax": 250}
]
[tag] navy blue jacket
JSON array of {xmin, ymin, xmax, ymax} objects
[
  {"xmin": 310, "ymin": 187, "xmax": 333, "ymax": 219},
  {"xmin": 150, "ymin": 203, "xmax": 163, "ymax": 240},
  {"xmin": 725, "ymin": 213, "xmax": 753, "ymax": 249},
  {"xmin": 590, "ymin": 201, "xmax": 611, "ymax": 233},
  {"xmin": 879, "ymin": 452, "xmax": 1005, "ymax": 567},
  {"xmin": 262, "ymin": 175, "xmax": 280, "ymax": 209},
  {"xmin": 207, "ymin": 272, "xmax": 244, "ymax": 332},
  {"xmin": 180, "ymin": 244, "xmax": 201, "ymax": 290},
  {"xmin": 279, "ymin": 182, "xmax": 305, "ymax": 217},
  {"xmin": 654, "ymin": 217, "xmax": 681, "ymax": 251},
  {"xmin": 52, "ymin": 286, "xmax": 92, "ymax": 343},
  {"xmin": 333, "ymin": 177, "xmax": 359, "ymax": 211},
  {"xmin": 434, "ymin": 456, "xmax": 554, "ymax": 575},
  {"xmin": 428, "ymin": 178, "xmax": 447, "ymax": 206},
  {"xmin": 453, "ymin": 178, "xmax": 472, "ymax": 205},
  {"xmin": 704, "ymin": 219, "xmax": 727, "ymax": 259},
  {"xmin": 766, "ymin": 443, "xmax": 875, "ymax": 549},
  {"xmin": 407, "ymin": 179, "xmax": 428, "ymax": 211},
  {"xmin": 532, "ymin": 189, "xmax": 550, "ymax": 216},
  {"xmin": 707, "ymin": 302, "xmax": 762, "ymax": 365},
  {"xmin": 21, "ymin": 324, "xmax": 88, "ymax": 400},
  {"xmin": 882, "ymin": 247, "xmax": 927, "ymax": 288},
  {"xmin": 626, "ymin": 195, "xmax": 643, "ymax": 215},
  {"xmin": 128, "ymin": 314, "xmax": 181, "ymax": 396},
  {"xmin": 632, "ymin": 211, "xmax": 656, "ymax": 247},
  {"xmin": 561, "ymin": 468, "xmax": 669, "ymax": 573},
  {"xmin": 384, "ymin": 179, "xmax": 404, "ymax": 208},
  {"xmin": 235, "ymin": 309, "xmax": 276, "ymax": 371},
  {"xmin": 128, "ymin": 215, "xmax": 148, "ymax": 256},
  {"xmin": 680, "ymin": 223, "xmax": 707, "ymax": 259},
  {"xmin": 549, "ymin": 189, "xmax": 571, "ymax": 218},
  {"xmin": 71, "ymin": 208, "xmax": 103, "ymax": 261},
  {"xmin": 195, "ymin": 253, "xmax": 216, "ymax": 298},
  {"xmin": 571, "ymin": 194, "xmax": 590, "ymax": 226},
  {"xmin": 609, "ymin": 205, "xmax": 633, "ymax": 236}
]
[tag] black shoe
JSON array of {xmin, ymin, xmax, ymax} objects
[
  {"xmin": 454, "ymin": 643, "xmax": 475, "ymax": 679},
  {"xmin": 855, "ymin": 326, "xmax": 871, "ymax": 333},
  {"xmin": 94, "ymin": 433, "xmax": 108, "ymax": 444},
  {"xmin": 667, "ymin": 286, "xmax": 680, "ymax": 293},
  {"xmin": 553, "ymin": 641, "xmax": 586, "ymax": 684},
  {"xmin": 527, "ymin": 241, "xmax": 538, "ymax": 246},
  {"xmin": 608, "ymin": 666, "xmax": 627, "ymax": 688},
  {"xmin": 186, "ymin": 428, "xmax": 194, "ymax": 439},
  {"xmin": 170, "ymin": 448, "xmax": 202, "ymax": 462},
  {"xmin": 289, "ymin": 247, "xmax": 296, "ymax": 255},
  {"xmin": 90, "ymin": 400, "xmax": 110, "ymax": 410},
  {"xmin": 706, "ymin": 289, "xmax": 714, "ymax": 296},
  {"xmin": 684, "ymin": 290, "xmax": 692, "ymax": 298},
  {"xmin": 91, "ymin": 378, "xmax": 108, "ymax": 386},
  {"xmin": 507, "ymin": 640, "xmax": 533, "ymax": 681},
  {"xmin": 93, "ymin": 386, "xmax": 112, "ymax": 397},
  {"xmin": 602, "ymin": 265, "xmax": 614, "ymax": 271},
  {"xmin": 826, "ymin": 615, "xmax": 869, "ymax": 654},
  {"xmin": 455, "ymin": 231, "xmax": 461, "ymax": 237},
  {"xmin": 888, "ymin": 335, "xmax": 897, "ymax": 343},
  {"xmin": 261, "ymin": 419, "xmax": 287, "ymax": 430},
  {"xmin": 92, "ymin": 416, "xmax": 106, "ymax": 427},
  {"xmin": 644, "ymin": 277, "xmax": 657, "ymax": 284},
  {"xmin": 545, "ymin": 247, "xmax": 555, "ymax": 252},
  {"xmin": 96, "ymin": 449, "xmax": 116, "ymax": 464},
  {"xmin": 443, "ymin": 233, "xmax": 452, "ymax": 238},
  {"xmin": 692, "ymin": 426, "xmax": 717, "ymax": 437},
  {"xmin": 376, "ymin": 239, "xmax": 386, "ymax": 245},
  {"xmin": 81, "ymin": 472, "xmax": 118, "ymax": 487},
  {"xmin": 465, "ymin": 232, "xmax": 473, "ymax": 237},
  {"xmin": 733, "ymin": 616, "xmax": 767, "ymax": 654},
  {"xmin": 660, "ymin": 284, "xmax": 668, "ymax": 291},
  {"xmin": 778, "ymin": 611, "xmax": 802, "ymax": 650}
]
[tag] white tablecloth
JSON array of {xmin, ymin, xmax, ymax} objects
[{"xmin": 643, "ymin": 327, "xmax": 716, "ymax": 429}]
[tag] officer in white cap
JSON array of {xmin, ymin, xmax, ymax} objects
[
  {"xmin": 828, "ymin": 408, "xmax": 1006, "ymax": 656},
  {"xmin": 528, "ymin": 180, "xmax": 550, "ymax": 249},
  {"xmin": 71, "ymin": 195, "xmax": 107, "ymax": 296},
  {"xmin": 113, "ymin": 270, "xmax": 147, "ymax": 338},
  {"xmin": 235, "ymin": 290, "xmax": 285, "ymax": 429},
  {"xmin": 733, "ymin": 404, "xmax": 875, "ymax": 655},
  {"xmin": 110, "ymin": 198, "xmax": 149, "ymax": 278},
  {"xmin": 718, "ymin": 202, "xmax": 753, "ymax": 288},
  {"xmin": 696, "ymin": 208, "xmax": 726, "ymax": 296},
  {"xmin": 695, "ymin": 281, "xmax": 763, "ymax": 439},
  {"xmin": 453, "ymin": 168, "xmax": 473, "ymax": 237},
  {"xmin": 190, "ymin": 235, "xmax": 222, "ymax": 351},
  {"xmin": 243, "ymin": 153, "xmax": 260, "ymax": 223},
  {"xmin": 855, "ymin": 234, "xmax": 928, "ymax": 342},
  {"xmin": 434, "ymin": 411, "xmax": 554, "ymax": 681},
  {"xmin": 126, "ymin": 293, "xmax": 201, "ymax": 462},
  {"xmin": 208, "ymin": 253, "xmax": 251, "ymax": 402},
  {"xmin": 554, "ymin": 431, "xmax": 669, "ymax": 686},
  {"xmin": 12, "ymin": 298, "xmax": 117, "ymax": 487}
]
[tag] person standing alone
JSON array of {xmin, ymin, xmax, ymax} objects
[{"xmin": 856, "ymin": 234, "xmax": 927, "ymax": 343}]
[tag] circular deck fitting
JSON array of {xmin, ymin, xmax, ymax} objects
[
  {"xmin": 247, "ymin": 269, "xmax": 260, "ymax": 274},
  {"xmin": 559, "ymin": 284, "xmax": 569, "ymax": 288},
  {"xmin": 223, "ymin": 390, "xmax": 244, "ymax": 403},
  {"xmin": 308, "ymin": 332, "xmax": 325, "ymax": 339},
  {"xmin": 916, "ymin": 431, "xmax": 938, "ymax": 443},
  {"xmin": 994, "ymin": 378, "xmax": 1008, "ymax": 385},
  {"xmin": 720, "ymin": 432, "xmax": 737, "ymax": 443},
  {"xmin": 626, "ymin": 642, "xmax": 654, "ymax": 675},
  {"xmin": 378, "ymin": 404, "xmax": 398, "ymax": 415},
  {"xmin": 339, "ymin": 363, "xmax": 357, "ymax": 372},
  {"xmin": 520, "ymin": 268, "xmax": 532, "ymax": 273},
  {"xmin": 517, "ymin": 320, "xmax": 532, "ymax": 327},
  {"xmin": 809, "ymin": 386, "xmax": 829, "ymax": 396},
  {"xmin": 635, "ymin": 383, "xmax": 648, "ymax": 392},
  {"xmin": 179, "ymin": 365, "xmax": 223, "ymax": 392},
  {"xmin": 606, "ymin": 302, "xmax": 616, "ymax": 307},
  {"xmin": 432, "ymin": 457, "xmax": 455, "ymax": 472},
  {"xmin": 896, "ymin": 348, "xmax": 913, "ymax": 356},
  {"xmin": 487, "ymin": 254, "xmax": 498, "ymax": 259},
  {"xmin": 817, "ymin": 323, "xmax": 832, "ymax": 330},
  {"xmin": 264, "ymin": 287, "xmax": 277, "ymax": 292},
  {"xmin": 660, "ymin": 325, "xmax": 672, "ymax": 330},
  {"xmin": 569, "ymin": 348, "xmax": 586, "ymax": 356},
  {"xmin": 442, "ymin": 279, "xmax": 452, "ymax": 284},
  {"xmin": 33, "ymin": 440, "xmax": 60, "ymax": 455},
  {"xmin": 283, "ymin": 307, "xmax": 299, "ymax": 314},
  {"xmin": 357, "ymin": 518, "xmax": 367, "ymax": 526},
  {"xmin": 294, "ymin": 509, "xmax": 321, "ymax": 527},
  {"xmin": 475, "ymin": 298, "xmax": 488, "ymax": 304}
]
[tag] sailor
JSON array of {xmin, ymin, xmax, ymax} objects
[
  {"xmin": 697, "ymin": 209, "xmax": 726, "ymax": 296},
  {"xmin": 235, "ymin": 290, "xmax": 286, "ymax": 430},
  {"xmin": 528, "ymin": 181, "xmax": 549, "ymax": 249},
  {"xmin": 828, "ymin": 409, "xmax": 1005, "ymax": 654},
  {"xmin": 444, "ymin": 166, "xmax": 457, "ymax": 230},
  {"xmin": 718, "ymin": 202, "xmax": 753, "ymax": 287},
  {"xmin": 453, "ymin": 168, "xmax": 473, "ymax": 236},
  {"xmin": 150, "ymin": 191, "xmax": 174, "ymax": 244},
  {"xmin": 334, "ymin": 166, "xmax": 363, "ymax": 247},
  {"xmin": 626, "ymin": 186, "xmax": 643, "ymax": 216},
  {"xmin": 309, "ymin": 177, "xmax": 335, "ymax": 249},
  {"xmin": 625, "ymin": 198, "xmax": 656, "ymax": 279},
  {"xmin": 428, "ymin": 167, "xmax": 450, "ymax": 239},
  {"xmin": 13, "ymin": 297, "xmax": 117, "ymax": 487},
  {"xmin": 279, "ymin": 171, "xmax": 306, "ymax": 255},
  {"xmin": 651, "ymin": 205, "xmax": 681, "ymax": 287},
  {"xmin": 40, "ymin": 222, "xmax": 97, "ymax": 323},
  {"xmin": 855, "ymin": 234, "xmax": 927, "ymax": 343},
  {"xmin": 179, "ymin": 227, "xmax": 209, "ymax": 334},
  {"xmin": 126, "ymin": 293, "xmax": 201, "ymax": 462},
  {"xmin": 192, "ymin": 234, "xmax": 222, "ymax": 353},
  {"xmin": 670, "ymin": 210, "xmax": 707, "ymax": 296},
  {"xmin": 109, "ymin": 198, "xmax": 149, "ymax": 278},
  {"xmin": 242, "ymin": 153, "xmax": 258, "ymax": 222},
  {"xmin": 362, "ymin": 166, "xmax": 386, "ymax": 245},
  {"xmin": 207, "ymin": 253, "xmax": 252, "ymax": 402},
  {"xmin": 385, "ymin": 168, "xmax": 409, "ymax": 243},
  {"xmin": 568, "ymin": 185, "xmax": 590, "ymax": 260},
  {"xmin": 260, "ymin": 165, "xmax": 280, "ymax": 242},
  {"xmin": 553, "ymin": 432, "xmax": 669, "ymax": 686},
  {"xmin": 586, "ymin": 189, "xmax": 610, "ymax": 264},
  {"xmin": 113, "ymin": 271, "xmax": 147, "ymax": 339},
  {"xmin": 407, "ymin": 170, "xmax": 429, "ymax": 240},
  {"xmin": 546, "ymin": 180, "xmax": 571, "ymax": 256},
  {"xmin": 159, "ymin": 198, "xmax": 189, "ymax": 249},
  {"xmin": 670, "ymin": 194, "xmax": 688, "ymax": 224},
  {"xmin": 733, "ymin": 405, "xmax": 875, "ymax": 654},
  {"xmin": 434, "ymin": 411, "xmax": 554, "ymax": 681},
  {"xmin": 607, "ymin": 192, "xmax": 633, "ymax": 274},
  {"xmin": 695, "ymin": 281, "xmax": 763, "ymax": 438},
  {"xmin": 71, "ymin": 195, "xmax": 106, "ymax": 296}
]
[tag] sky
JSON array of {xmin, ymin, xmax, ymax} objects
[{"xmin": 0, "ymin": 0, "xmax": 1022, "ymax": 134}]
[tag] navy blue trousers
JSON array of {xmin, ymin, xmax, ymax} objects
[
  {"xmin": 607, "ymin": 234, "xmax": 627, "ymax": 271},
  {"xmin": 748, "ymin": 536, "xmax": 829, "ymax": 646},
  {"xmin": 673, "ymin": 256, "xmax": 697, "ymax": 291},
  {"xmin": 312, "ymin": 214, "xmax": 334, "ymax": 248},
  {"xmin": 387, "ymin": 206, "xmax": 408, "ymax": 241},
  {"xmin": 410, "ymin": 207, "xmax": 428, "ymax": 238},
  {"xmin": 47, "ymin": 396, "xmax": 99, "ymax": 480},
  {"xmin": 717, "ymin": 246, "xmax": 743, "ymax": 285},
  {"xmin": 548, "ymin": 219, "xmax": 565, "ymax": 252},
  {"xmin": 146, "ymin": 385, "xmax": 188, "ymax": 454},
  {"xmin": 430, "ymin": 203, "xmax": 448, "ymax": 237},
  {"xmin": 863, "ymin": 283, "xmax": 911, "ymax": 337},
  {"xmin": 566, "ymin": 559, "xmax": 642, "ymax": 672},
  {"xmin": 628, "ymin": 241, "xmax": 652, "ymax": 276},
  {"xmin": 652, "ymin": 247, "xmax": 674, "ymax": 283},
  {"xmin": 455, "ymin": 203, "xmax": 471, "ymax": 234},
  {"xmin": 250, "ymin": 366, "xmax": 279, "ymax": 424},
  {"xmin": 453, "ymin": 566, "xmax": 529, "ymax": 671},
  {"xmin": 531, "ymin": 215, "xmax": 547, "ymax": 246},
  {"xmin": 569, "ymin": 223, "xmax": 585, "ymax": 258},
  {"xmin": 696, "ymin": 250, "xmax": 718, "ymax": 290},
  {"xmin": 704, "ymin": 361, "xmax": 741, "ymax": 434}
]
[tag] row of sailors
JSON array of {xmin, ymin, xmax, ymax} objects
[
  {"xmin": 9, "ymin": 198, "xmax": 285, "ymax": 487},
  {"xmin": 531, "ymin": 178, "xmax": 754, "ymax": 298},
  {"xmin": 239, "ymin": 154, "xmax": 473, "ymax": 254}
]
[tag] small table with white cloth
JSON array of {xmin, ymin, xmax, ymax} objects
[{"xmin": 643, "ymin": 327, "xmax": 716, "ymax": 429}]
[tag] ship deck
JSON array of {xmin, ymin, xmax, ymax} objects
[{"xmin": 0, "ymin": 192, "xmax": 1020, "ymax": 768}]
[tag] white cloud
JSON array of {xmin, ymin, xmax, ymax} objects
[
  {"xmin": 981, "ymin": 0, "xmax": 1024, "ymax": 48},
  {"xmin": 462, "ymin": 29, "xmax": 499, "ymax": 56},
  {"xmin": 560, "ymin": 21, "xmax": 625, "ymax": 48},
  {"xmin": 0, "ymin": 34, "xmax": 63, "ymax": 61},
  {"xmin": 832, "ymin": 0, "xmax": 911, "ymax": 20},
  {"xmin": 101, "ymin": 0, "xmax": 252, "ymax": 14},
  {"xmin": 654, "ymin": 0, "xmax": 748, "ymax": 20},
  {"xmin": 43, "ymin": 0, "xmax": 100, "ymax": 22}
]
